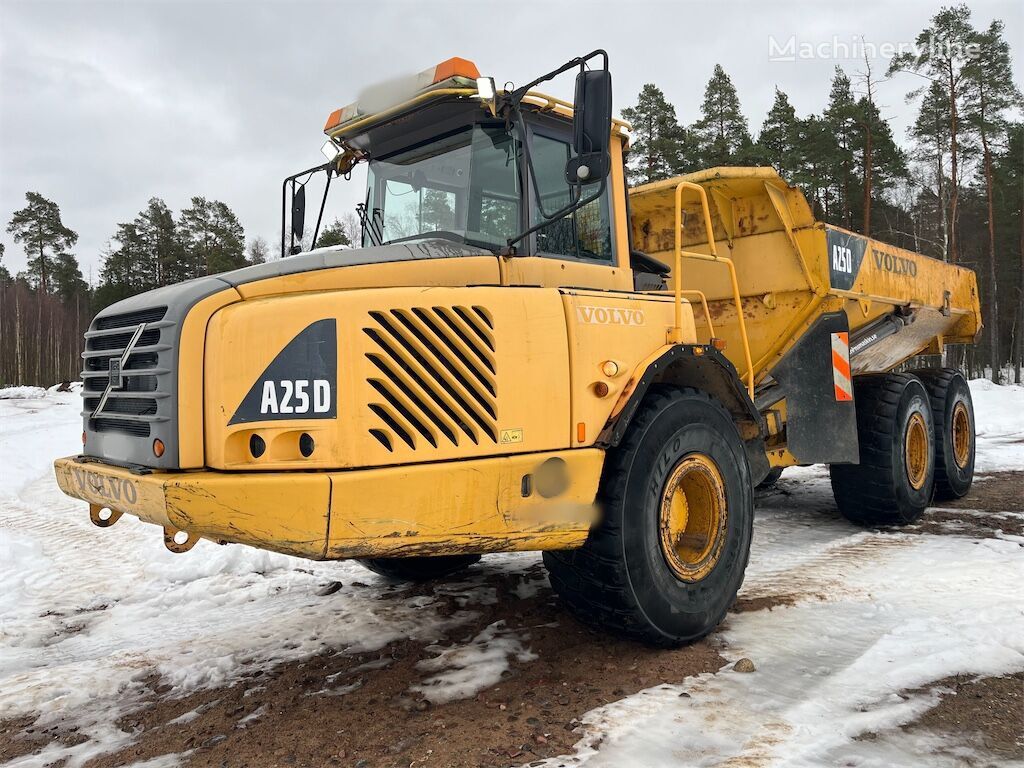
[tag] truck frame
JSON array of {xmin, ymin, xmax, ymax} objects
[{"xmin": 55, "ymin": 53, "xmax": 982, "ymax": 646}]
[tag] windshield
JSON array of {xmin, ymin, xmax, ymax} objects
[{"xmin": 363, "ymin": 125, "xmax": 520, "ymax": 249}]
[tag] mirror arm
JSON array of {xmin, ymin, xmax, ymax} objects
[
  {"xmin": 311, "ymin": 171, "xmax": 333, "ymax": 250},
  {"xmin": 280, "ymin": 177, "xmax": 289, "ymax": 261},
  {"xmin": 501, "ymin": 50, "xmax": 611, "ymax": 253},
  {"xmin": 280, "ymin": 161, "xmax": 336, "ymax": 257},
  {"xmin": 509, "ymin": 49, "xmax": 608, "ymax": 103}
]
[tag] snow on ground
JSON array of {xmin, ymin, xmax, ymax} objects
[
  {"xmin": 968, "ymin": 379, "xmax": 1024, "ymax": 471},
  {"xmin": 542, "ymin": 479, "xmax": 1023, "ymax": 768},
  {"xmin": 0, "ymin": 381, "xmax": 1022, "ymax": 768}
]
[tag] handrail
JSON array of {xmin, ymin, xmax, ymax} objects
[
  {"xmin": 670, "ymin": 181, "xmax": 755, "ymax": 399},
  {"xmin": 676, "ymin": 290, "xmax": 716, "ymax": 340}
]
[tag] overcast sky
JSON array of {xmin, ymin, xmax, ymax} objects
[{"xmin": 1, "ymin": 0, "xmax": 1021, "ymax": 280}]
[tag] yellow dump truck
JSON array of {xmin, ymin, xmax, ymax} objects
[{"xmin": 55, "ymin": 52, "xmax": 981, "ymax": 646}]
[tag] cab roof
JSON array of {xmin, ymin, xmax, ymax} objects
[{"xmin": 323, "ymin": 56, "xmax": 630, "ymax": 146}]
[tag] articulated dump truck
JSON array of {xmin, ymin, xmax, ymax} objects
[{"xmin": 55, "ymin": 53, "xmax": 982, "ymax": 646}]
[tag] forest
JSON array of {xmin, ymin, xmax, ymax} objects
[{"xmin": 0, "ymin": 4, "xmax": 1020, "ymax": 386}]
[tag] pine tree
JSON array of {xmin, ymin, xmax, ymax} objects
[
  {"xmin": 0, "ymin": 243, "xmax": 9, "ymax": 283},
  {"xmin": 314, "ymin": 219, "xmax": 352, "ymax": 249},
  {"xmin": 795, "ymin": 114, "xmax": 835, "ymax": 218},
  {"xmin": 890, "ymin": 4, "xmax": 977, "ymax": 263},
  {"xmin": 50, "ymin": 253, "xmax": 88, "ymax": 302},
  {"xmin": 5, "ymin": 192, "xmax": 78, "ymax": 294},
  {"xmin": 824, "ymin": 67, "xmax": 858, "ymax": 229},
  {"xmin": 909, "ymin": 81, "xmax": 953, "ymax": 260},
  {"xmin": 95, "ymin": 223, "xmax": 147, "ymax": 309},
  {"xmin": 992, "ymin": 123, "xmax": 1024, "ymax": 382},
  {"xmin": 692, "ymin": 65, "xmax": 751, "ymax": 167},
  {"xmin": 964, "ymin": 20, "xmax": 1023, "ymax": 381},
  {"xmin": 621, "ymin": 84, "xmax": 692, "ymax": 184},
  {"xmin": 178, "ymin": 197, "xmax": 246, "ymax": 278},
  {"xmin": 137, "ymin": 198, "xmax": 181, "ymax": 286},
  {"xmin": 852, "ymin": 96, "xmax": 907, "ymax": 236},
  {"xmin": 756, "ymin": 88, "xmax": 801, "ymax": 179}
]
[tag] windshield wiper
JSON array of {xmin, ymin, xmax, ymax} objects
[{"xmin": 382, "ymin": 230, "xmax": 500, "ymax": 255}]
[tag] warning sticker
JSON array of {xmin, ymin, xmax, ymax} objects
[{"xmin": 500, "ymin": 428, "xmax": 524, "ymax": 444}]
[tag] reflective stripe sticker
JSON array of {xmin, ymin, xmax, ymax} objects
[{"xmin": 831, "ymin": 332, "xmax": 853, "ymax": 401}]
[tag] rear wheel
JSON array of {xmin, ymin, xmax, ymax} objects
[
  {"xmin": 914, "ymin": 368, "xmax": 975, "ymax": 500},
  {"xmin": 543, "ymin": 388, "xmax": 754, "ymax": 647},
  {"xmin": 830, "ymin": 373, "xmax": 935, "ymax": 526},
  {"xmin": 357, "ymin": 554, "xmax": 481, "ymax": 582}
]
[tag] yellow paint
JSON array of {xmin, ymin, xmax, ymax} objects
[
  {"xmin": 177, "ymin": 288, "xmax": 242, "ymax": 467},
  {"xmin": 55, "ymin": 448, "xmax": 601, "ymax": 558},
  {"xmin": 204, "ymin": 286, "xmax": 571, "ymax": 470},
  {"xmin": 54, "ymin": 456, "xmax": 331, "ymax": 558},
  {"xmin": 629, "ymin": 167, "xmax": 981, "ymax": 387},
  {"xmin": 658, "ymin": 452, "xmax": 728, "ymax": 582},
  {"xmin": 326, "ymin": 448, "xmax": 603, "ymax": 557},
  {"xmin": 236, "ymin": 256, "xmax": 501, "ymax": 300},
  {"xmin": 560, "ymin": 290, "xmax": 695, "ymax": 447}
]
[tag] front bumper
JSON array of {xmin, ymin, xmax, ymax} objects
[{"xmin": 54, "ymin": 450, "xmax": 603, "ymax": 559}]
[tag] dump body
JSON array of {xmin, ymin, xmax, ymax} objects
[{"xmin": 629, "ymin": 167, "xmax": 982, "ymax": 388}]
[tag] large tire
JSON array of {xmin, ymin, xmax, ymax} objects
[
  {"xmin": 914, "ymin": 368, "xmax": 975, "ymax": 500},
  {"xmin": 756, "ymin": 467, "xmax": 784, "ymax": 490},
  {"xmin": 543, "ymin": 387, "xmax": 754, "ymax": 647},
  {"xmin": 830, "ymin": 373, "xmax": 935, "ymax": 526},
  {"xmin": 357, "ymin": 554, "xmax": 480, "ymax": 582}
]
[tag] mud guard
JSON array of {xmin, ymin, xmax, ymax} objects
[
  {"xmin": 771, "ymin": 311, "xmax": 859, "ymax": 465},
  {"xmin": 597, "ymin": 345, "xmax": 770, "ymax": 485}
]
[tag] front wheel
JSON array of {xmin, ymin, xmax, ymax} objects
[
  {"xmin": 357, "ymin": 554, "xmax": 481, "ymax": 582},
  {"xmin": 543, "ymin": 387, "xmax": 754, "ymax": 647},
  {"xmin": 756, "ymin": 466, "xmax": 784, "ymax": 490}
]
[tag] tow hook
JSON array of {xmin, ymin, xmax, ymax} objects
[
  {"xmin": 163, "ymin": 527, "xmax": 198, "ymax": 554},
  {"xmin": 89, "ymin": 504, "xmax": 122, "ymax": 528}
]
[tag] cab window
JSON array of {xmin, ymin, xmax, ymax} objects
[
  {"xmin": 365, "ymin": 125, "xmax": 520, "ymax": 249},
  {"xmin": 531, "ymin": 134, "xmax": 614, "ymax": 263}
]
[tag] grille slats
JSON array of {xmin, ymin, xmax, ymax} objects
[
  {"xmin": 85, "ymin": 328, "xmax": 162, "ymax": 351},
  {"xmin": 389, "ymin": 309, "xmax": 497, "ymax": 417},
  {"xmin": 83, "ymin": 306, "xmax": 174, "ymax": 440},
  {"xmin": 364, "ymin": 305, "xmax": 497, "ymax": 452},
  {"xmin": 365, "ymin": 353, "xmax": 463, "ymax": 445},
  {"xmin": 94, "ymin": 306, "xmax": 168, "ymax": 330},
  {"xmin": 452, "ymin": 305, "xmax": 495, "ymax": 353},
  {"xmin": 366, "ymin": 315, "xmax": 492, "ymax": 436}
]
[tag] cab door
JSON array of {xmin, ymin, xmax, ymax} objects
[{"xmin": 506, "ymin": 122, "xmax": 632, "ymax": 292}]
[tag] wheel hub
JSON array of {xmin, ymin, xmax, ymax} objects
[
  {"xmin": 659, "ymin": 454, "xmax": 728, "ymax": 582},
  {"xmin": 905, "ymin": 411, "xmax": 929, "ymax": 490},
  {"xmin": 951, "ymin": 401, "xmax": 971, "ymax": 469}
]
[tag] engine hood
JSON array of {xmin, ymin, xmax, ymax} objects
[{"xmin": 82, "ymin": 238, "xmax": 500, "ymax": 470}]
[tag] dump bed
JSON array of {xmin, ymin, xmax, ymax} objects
[{"xmin": 629, "ymin": 168, "xmax": 981, "ymax": 389}]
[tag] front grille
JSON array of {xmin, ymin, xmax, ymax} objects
[
  {"xmin": 95, "ymin": 306, "xmax": 171, "ymax": 330},
  {"xmin": 81, "ymin": 306, "xmax": 173, "ymax": 438},
  {"xmin": 363, "ymin": 305, "xmax": 497, "ymax": 452}
]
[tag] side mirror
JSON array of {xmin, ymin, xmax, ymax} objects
[
  {"xmin": 291, "ymin": 184, "xmax": 306, "ymax": 243},
  {"xmin": 567, "ymin": 69, "xmax": 612, "ymax": 185}
]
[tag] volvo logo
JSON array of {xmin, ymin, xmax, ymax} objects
[{"xmin": 92, "ymin": 323, "xmax": 147, "ymax": 419}]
